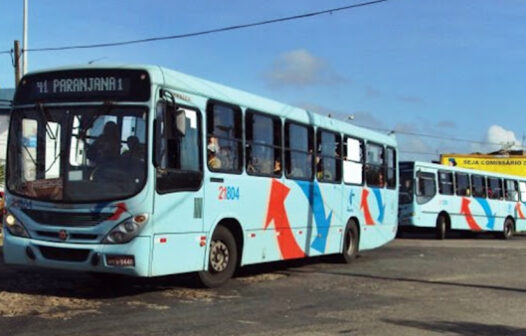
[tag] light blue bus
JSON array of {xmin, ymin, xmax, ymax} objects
[
  {"xmin": 399, "ymin": 161, "xmax": 526, "ymax": 239},
  {"xmin": 4, "ymin": 65, "xmax": 398, "ymax": 287}
]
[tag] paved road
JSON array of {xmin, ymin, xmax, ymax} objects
[{"xmin": 1, "ymin": 233, "xmax": 526, "ymax": 336}]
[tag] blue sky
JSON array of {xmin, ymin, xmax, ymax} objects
[{"xmin": 1, "ymin": 0, "xmax": 526, "ymax": 161}]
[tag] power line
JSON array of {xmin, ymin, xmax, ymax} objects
[
  {"xmin": 353, "ymin": 123, "xmax": 526, "ymax": 149},
  {"xmin": 0, "ymin": 0, "xmax": 387, "ymax": 54}
]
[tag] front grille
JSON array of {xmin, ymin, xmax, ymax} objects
[
  {"xmin": 38, "ymin": 246, "xmax": 91, "ymax": 262},
  {"xmin": 36, "ymin": 231, "xmax": 99, "ymax": 241},
  {"xmin": 23, "ymin": 209, "xmax": 114, "ymax": 227}
]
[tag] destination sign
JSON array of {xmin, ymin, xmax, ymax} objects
[{"xmin": 14, "ymin": 69, "xmax": 151, "ymax": 104}]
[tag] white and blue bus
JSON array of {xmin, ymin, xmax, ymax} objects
[
  {"xmin": 4, "ymin": 65, "xmax": 398, "ymax": 287},
  {"xmin": 399, "ymin": 161, "xmax": 526, "ymax": 239}
]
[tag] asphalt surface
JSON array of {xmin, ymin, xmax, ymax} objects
[{"xmin": 1, "ymin": 232, "xmax": 526, "ymax": 336}]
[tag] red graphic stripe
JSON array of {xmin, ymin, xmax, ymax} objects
[
  {"xmin": 264, "ymin": 179, "xmax": 306, "ymax": 260},
  {"xmin": 360, "ymin": 189, "xmax": 375, "ymax": 226},
  {"xmin": 516, "ymin": 203, "xmax": 525, "ymax": 219},
  {"xmin": 108, "ymin": 202, "xmax": 127, "ymax": 221},
  {"xmin": 460, "ymin": 198, "xmax": 482, "ymax": 231}
]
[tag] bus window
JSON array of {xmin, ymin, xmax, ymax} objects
[
  {"xmin": 386, "ymin": 147, "xmax": 396, "ymax": 189},
  {"xmin": 343, "ymin": 136, "xmax": 363, "ymax": 185},
  {"xmin": 438, "ymin": 171, "xmax": 454, "ymax": 195},
  {"xmin": 245, "ymin": 111, "xmax": 281, "ymax": 177},
  {"xmin": 520, "ymin": 181, "xmax": 526, "ymax": 201},
  {"xmin": 471, "ymin": 175, "xmax": 486, "ymax": 198},
  {"xmin": 285, "ymin": 121, "xmax": 313, "ymax": 180},
  {"xmin": 504, "ymin": 179, "xmax": 518, "ymax": 201},
  {"xmin": 487, "ymin": 177, "xmax": 503, "ymax": 199},
  {"xmin": 455, "ymin": 172, "xmax": 470, "ymax": 196},
  {"xmin": 416, "ymin": 171, "xmax": 436, "ymax": 204},
  {"xmin": 365, "ymin": 142, "xmax": 385, "ymax": 187},
  {"xmin": 206, "ymin": 102, "xmax": 242, "ymax": 173},
  {"xmin": 316, "ymin": 129, "xmax": 341, "ymax": 183},
  {"xmin": 155, "ymin": 103, "xmax": 202, "ymax": 192}
]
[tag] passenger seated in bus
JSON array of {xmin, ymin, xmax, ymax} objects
[
  {"xmin": 273, "ymin": 159, "xmax": 281, "ymax": 175},
  {"xmin": 87, "ymin": 121, "xmax": 121, "ymax": 164},
  {"xmin": 207, "ymin": 136, "xmax": 222, "ymax": 169},
  {"xmin": 208, "ymin": 147, "xmax": 222, "ymax": 169},
  {"xmin": 121, "ymin": 136, "xmax": 143, "ymax": 161},
  {"xmin": 487, "ymin": 187, "xmax": 494, "ymax": 199},
  {"xmin": 378, "ymin": 172, "xmax": 385, "ymax": 187},
  {"xmin": 316, "ymin": 158, "xmax": 332, "ymax": 180}
]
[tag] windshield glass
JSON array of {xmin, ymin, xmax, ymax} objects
[
  {"xmin": 399, "ymin": 170, "xmax": 414, "ymax": 204},
  {"xmin": 7, "ymin": 105, "xmax": 147, "ymax": 202}
]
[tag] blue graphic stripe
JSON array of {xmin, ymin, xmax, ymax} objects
[
  {"xmin": 372, "ymin": 188, "xmax": 385, "ymax": 224},
  {"xmin": 297, "ymin": 181, "xmax": 333, "ymax": 253},
  {"xmin": 474, "ymin": 197, "xmax": 495, "ymax": 230}
]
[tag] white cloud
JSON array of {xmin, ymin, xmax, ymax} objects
[
  {"xmin": 470, "ymin": 125, "xmax": 521, "ymax": 153},
  {"xmin": 264, "ymin": 49, "xmax": 345, "ymax": 88},
  {"xmin": 486, "ymin": 125, "xmax": 521, "ymax": 149}
]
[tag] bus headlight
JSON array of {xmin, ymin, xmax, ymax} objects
[
  {"xmin": 102, "ymin": 214, "xmax": 149, "ymax": 244},
  {"xmin": 4, "ymin": 211, "xmax": 30, "ymax": 238}
]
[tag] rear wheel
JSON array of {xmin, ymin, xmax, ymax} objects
[
  {"xmin": 436, "ymin": 214, "xmax": 447, "ymax": 240},
  {"xmin": 502, "ymin": 218, "xmax": 514, "ymax": 240},
  {"xmin": 197, "ymin": 226, "xmax": 238, "ymax": 288},
  {"xmin": 341, "ymin": 220, "xmax": 359, "ymax": 263}
]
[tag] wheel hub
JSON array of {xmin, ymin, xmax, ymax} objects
[{"xmin": 210, "ymin": 240, "xmax": 229, "ymax": 273}]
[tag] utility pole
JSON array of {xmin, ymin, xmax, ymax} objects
[
  {"xmin": 22, "ymin": 0, "xmax": 28, "ymax": 75},
  {"xmin": 14, "ymin": 40, "xmax": 21, "ymax": 85}
]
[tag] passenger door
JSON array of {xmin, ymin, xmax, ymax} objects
[{"xmin": 151, "ymin": 98, "xmax": 205, "ymax": 276}]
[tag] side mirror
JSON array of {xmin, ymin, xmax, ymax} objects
[
  {"xmin": 163, "ymin": 104, "xmax": 186, "ymax": 139},
  {"xmin": 174, "ymin": 108, "xmax": 186, "ymax": 136}
]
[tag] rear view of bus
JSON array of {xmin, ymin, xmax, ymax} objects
[{"xmin": 4, "ymin": 68, "xmax": 152, "ymax": 275}]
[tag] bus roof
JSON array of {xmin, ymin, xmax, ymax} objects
[
  {"xmin": 23, "ymin": 64, "xmax": 397, "ymax": 147},
  {"xmin": 403, "ymin": 160, "xmax": 526, "ymax": 181}
]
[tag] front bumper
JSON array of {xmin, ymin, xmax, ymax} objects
[{"xmin": 3, "ymin": 233, "xmax": 151, "ymax": 277}]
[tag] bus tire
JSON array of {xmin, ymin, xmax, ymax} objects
[
  {"xmin": 197, "ymin": 226, "xmax": 238, "ymax": 288},
  {"xmin": 341, "ymin": 220, "xmax": 359, "ymax": 263},
  {"xmin": 436, "ymin": 214, "xmax": 447, "ymax": 240},
  {"xmin": 502, "ymin": 218, "xmax": 514, "ymax": 240}
]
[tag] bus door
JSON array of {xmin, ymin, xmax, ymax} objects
[{"xmin": 151, "ymin": 101, "xmax": 205, "ymax": 275}]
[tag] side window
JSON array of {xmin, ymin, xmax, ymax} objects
[
  {"xmin": 386, "ymin": 147, "xmax": 396, "ymax": 189},
  {"xmin": 206, "ymin": 102, "xmax": 243, "ymax": 173},
  {"xmin": 520, "ymin": 181, "xmax": 526, "ymax": 201},
  {"xmin": 438, "ymin": 171, "xmax": 454, "ymax": 195},
  {"xmin": 285, "ymin": 121, "xmax": 313, "ymax": 180},
  {"xmin": 245, "ymin": 111, "xmax": 281, "ymax": 176},
  {"xmin": 504, "ymin": 179, "xmax": 519, "ymax": 201},
  {"xmin": 365, "ymin": 142, "xmax": 385, "ymax": 187},
  {"xmin": 343, "ymin": 136, "xmax": 363, "ymax": 185},
  {"xmin": 487, "ymin": 177, "xmax": 503, "ymax": 200},
  {"xmin": 455, "ymin": 173, "xmax": 470, "ymax": 196},
  {"xmin": 316, "ymin": 129, "xmax": 341, "ymax": 183},
  {"xmin": 416, "ymin": 171, "xmax": 436, "ymax": 204},
  {"xmin": 471, "ymin": 175, "xmax": 486, "ymax": 198},
  {"xmin": 155, "ymin": 101, "xmax": 203, "ymax": 192}
]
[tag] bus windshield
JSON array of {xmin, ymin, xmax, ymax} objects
[
  {"xmin": 399, "ymin": 170, "xmax": 414, "ymax": 204},
  {"xmin": 7, "ymin": 105, "xmax": 148, "ymax": 202}
]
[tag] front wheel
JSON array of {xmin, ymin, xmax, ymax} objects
[
  {"xmin": 341, "ymin": 220, "xmax": 359, "ymax": 263},
  {"xmin": 502, "ymin": 218, "xmax": 514, "ymax": 240},
  {"xmin": 197, "ymin": 226, "xmax": 238, "ymax": 288}
]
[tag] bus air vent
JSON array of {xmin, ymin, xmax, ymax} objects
[{"xmin": 37, "ymin": 246, "xmax": 91, "ymax": 262}]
